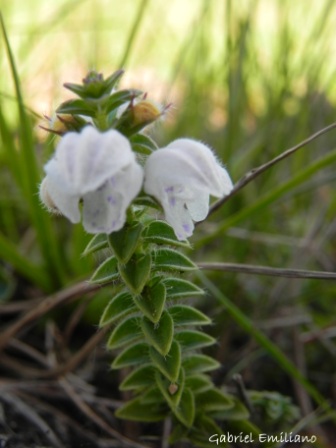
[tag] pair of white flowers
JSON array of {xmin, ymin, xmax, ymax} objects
[{"xmin": 40, "ymin": 126, "xmax": 233, "ymax": 240}]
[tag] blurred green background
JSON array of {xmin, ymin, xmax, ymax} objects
[{"xmin": 1, "ymin": 0, "xmax": 336, "ymax": 440}]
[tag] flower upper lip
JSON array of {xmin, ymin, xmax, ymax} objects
[
  {"xmin": 40, "ymin": 126, "xmax": 143, "ymax": 234},
  {"xmin": 143, "ymin": 138, "xmax": 233, "ymax": 240},
  {"xmin": 45, "ymin": 127, "xmax": 135, "ymax": 195}
]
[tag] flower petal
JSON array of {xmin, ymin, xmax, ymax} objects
[
  {"xmin": 45, "ymin": 126, "xmax": 135, "ymax": 196},
  {"xmin": 82, "ymin": 162, "xmax": 143, "ymax": 234},
  {"xmin": 42, "ymin": 176, "xmax": 81, "ymax": 223},
  {"xmin": 161, "ymin": 195, "xmax": 195, "ymax": 241},
  {"xmin": 186, "ymin": 190, "xmax": 209, "ymax": 222},
  {"xmin": 165, "ymin": 139, "xmax": 233, "ymax": 197},
  {"xmin": 144, "ymin": 138, "xmax": 233, "ymax": 239}
]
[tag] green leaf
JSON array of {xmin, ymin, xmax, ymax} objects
[
  {"xmin": 119, "ymin": 252, "xmax": 151, "ymax": 294},
  {"xmin": 197, "ymin": 414, "xmax": 223, "ymax": 434},
  {"xmin": 175, "ymin": 330, "xmax": 215, "ymax": 350},
  {"xmin": 67, "ymin": 70, "xmax": 124, "ymax": 100},
  {"xmin": 169, "ymin": 305, "xmax": 211, "ymax": 326},
  {"xmin": 150, "ymin": 340, "xmax": 181, "ymax": 382},
  {"xmin": 108, "ymin": 222, "xmax": 143, "ymax": 263},
  {"xmin": 104, "ymin": 69, "xmax": 125, "ymax": 94},
  {"xmin": 163, "ymin": 277, "xmax": 205, "ymax": 300},
  {"xmin": 90, "ymin": 256, "xmax": 119, "ymax": 284},
  {"xmin": 141, "ymin": 310, "xmax": 173, "ymax": 356},
  {"xmin": 155, "ymin": 369, "xmax": 185, "ymax": 410},
  {"xmin": 106, "ymin": 316, "xmax": 142, "ymax": 349},
  {"xmin": 185, "ymin": 374, "xmax": 213, "ymax": 394},
  {"xmin": 112, "ymin": 342, "xmax": 150, "ymax": 369},
  {"xmin": 56, "ymin": 99, "xmax": 96, "ymax": 117},
  {"xmin": 225, "ymin": 420, "xmax": 261, "ymax": 440},
  {"xmin": 82, "ymin": 233, "xmax": 108, "ymax": 256},
  {"xmin": 168, "ymin": 424, "xmax": 189, "ymax": 445},
  {"xmin": 140, "ymin": 386, "xmax": 166, "ymax": 404},
  {"xmin": 183, "ymin": 354, "xmax": 220, "ymax": 374},
  {"xmin": 174, "ymin": 414, "xmax": 226, "ymax": 446},
  {"xmin": 210, "ymin": 396, "xmax": 250, "ymax": 421},
  {"xmin": 63, "ymin": 82, "xmax": 88, "ymax": 98},
  {"xmin": 173, "ymin": 388, "xmax": 195, "ymax": 428},
  {"xmin": 133, "ymin": 195, "xmax": 161, "ymax": 210},
  {"xmin": 133, "ymin": 281, "xmax": 166, "ymax": 323},
  {"xmin": 196, "ymin": 388, "xmax": 234, "ymax": 412},
  {"xmin": 64, "ymin": 70, "xmax": 125, "ymax": 100},
  {"xmin": 153, "ymin": 248, "xmax": 197, "ymax": 271},
  {"xmin": 120, "ymin": 365, "xmax": 155, "ymax": 391},
  {"xmin": 99, "ymin": 291, "xmax": 136, "ymax": 326},
  {"xmin": 189, "ymin": 415, "xmax": 225, "ymax": 448},
  {"xmin": 105, "ymin": 89, "xmax": 143, "ymax": 114},
  {"xmin": 144, "ymin": 221, "xmax": 190, "ymax": 248},
  {"xmin": 116, "ymin": 389, "xmax": 167, "ymax": 422},
  {"xmin": 129, "ymin": 133, "xmax": 158, "ymax": 154}
]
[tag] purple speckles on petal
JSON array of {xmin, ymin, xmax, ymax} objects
[
  {"xmin": 107, "ymin": 195, "xmax": 117, "ymax": 205},
  {"xmin": 165, "ymin": 187, "xmax": 176, "ymax": 206},
  {"xmin": 91, "ymin": 222, "xmax": 105, "ymax": 232},
  {"xmin": 182, "ymin": 223, "xmax": 191, "ymax": 232},
  {"xmin": 169, "ymin": 196, "xmax": 176, "ymax": 206},
  {"xmin": 109, "ymin": 177, "xmax": 117, "ymax": 188}
]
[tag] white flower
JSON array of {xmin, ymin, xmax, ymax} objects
[
  {"xmin": 40, "ymin": 126, "xmax": 143, "ymax": 233},
  {"xmin": 144, "ymin": 138, "xmax": 233, "ymax": 240}
]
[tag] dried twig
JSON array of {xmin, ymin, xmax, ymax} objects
[
  {"xmin": 0, "ymin": 281, "xmax": 101, "ymax": 351},
  {"xmin": 60, "ymin": 378, "xmax": 150, "ymax": 448},
  {"xmin": 301, "ymin": 324, "xmax": 336, "ymax": 356},
  {"xmin": 198, "ymin": 262, "xmax": 336, "ymax": 280},
  {"xmin": 0, "ymin": 298, "xmax": 41, "ymax": 315},
  {"xmin": 1, "ymin": 325, "xmax": 111, "ymax": 379},
  {"xmin": 1, "ymin": 391, "xmax": 63, "ymax": 448},
  {"xmin": 208, "ymin": 121, "xmax": 336, "ymax": 216},
  {"xmin": 8, "ymin": 338, "xmax": 50, "ymax": 366},
  {"xmin": 41, "ymin": 324, "xmax": 111, "ymax": 378},
  {"xmin": 291, "ymin": 328, "xmax": 327, "ymax": 440},
  {"xmin": 292, "ymin": 328, "xmax": 314, "ymax": 417},
  {"xmin": 13, "ymin": 389, "xmax": 121, "ymax": 448}
]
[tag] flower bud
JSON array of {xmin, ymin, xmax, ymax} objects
[
  {"xmin": 168, "ymin": 383, "xmax": 179, "ymax": 395},
  {"xmin": 40, "ymin": 114, "xmax": 89, "ymax": 136},
  {"xmin": 116, "ymin": 98, "xmax": 166, "ymax": 135},
  {"xmin": 132, "ymin": 100, "xmax": 162, "ymax": 126}
]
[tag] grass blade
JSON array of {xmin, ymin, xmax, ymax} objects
[
  {"xmin": 118, "ymin": 0, "xmax": 150, "ymax": 68},
  {"xmin": 0, "ymin": 13, "xmax": 66, "ymax": 289}
]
